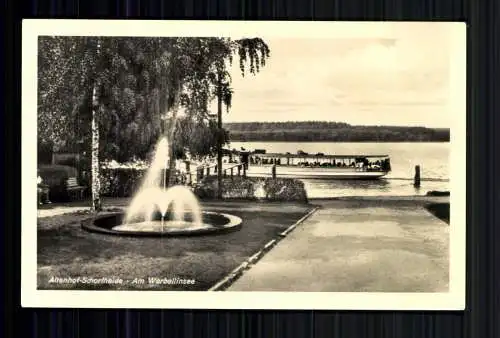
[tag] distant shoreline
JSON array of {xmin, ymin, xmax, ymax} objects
[
  {"xmin": 228, "ymin": 139, "xmax": 450, "ymax": 143},
  {"xmin": 224, "ymin": 122, "xmax": 450, "ymax": 143}
]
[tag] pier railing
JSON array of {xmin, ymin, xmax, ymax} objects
[
  {"xmin": 183, "ymin": 163, "xmax": 248, "ymax": 184},
  {"xmin": 221, "ymin": 163, "xmax": 247, "ymax": 179},
  {"xmin": 180, "ymin": 163, "xmax": 441, "ymax": 186}
]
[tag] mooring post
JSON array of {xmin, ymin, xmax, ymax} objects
[
  {"xmin": 237, "ymin": 165, "xmax": 241, "ymax": 177},
  {"xmin": 272, "ymin": 164, "xmax": 277, "ymax": 179},
  {"xmin": 414, "ymin": 165, "xmax": 421, "ymax": 188}
]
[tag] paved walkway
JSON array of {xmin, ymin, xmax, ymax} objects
[
  {"xmin": 227, "ymin": 199, "xmax": 449, "ymax": 292},
  {"xmin": 37, "ymin": 206, "xmax": 93, "ymax": 218}
]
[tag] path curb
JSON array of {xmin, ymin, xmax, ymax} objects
[{"xmin": 208, "ymin": 205, "xmax": 320, "ymax": 291}]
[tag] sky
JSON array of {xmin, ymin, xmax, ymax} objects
[{"xmin": 214, "ymin": 23, "xmax": 458, "ymax": 128}]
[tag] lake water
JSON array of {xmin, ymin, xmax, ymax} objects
[{"xmin": 229, "ymin": 142, "xmax": 450, "ymax": 198}]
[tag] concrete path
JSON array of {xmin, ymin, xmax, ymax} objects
[
  {"xmin": 227, "ymin": 199, "xmax": 449, "ymax": 292},
  {"xmin": 37, "ymin": 206, "xmax": 92, "ymax": 218}
]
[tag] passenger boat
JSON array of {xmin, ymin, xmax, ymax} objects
[{"xmin": 240, "ymin": 151, "xmax": 391, "ymax": 180}]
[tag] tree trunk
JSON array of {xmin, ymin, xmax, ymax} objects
[
  {"xmin": 91, "ymin": 85, "xmax": 101, "ymax": 212},
  {"xmin": 167, "ymin": 84, "xmax": 182, "ymax": 187},
  {"xmin": 217, "ymin": 74, "xmax": 223, "ymax": 199},
  {"xmin": 91, "ymin": 40, "xmax": 102, "ymax": 212},
  {"xmin": 166, "ymin": 110, "xmax": 177, "ymax": 187}
]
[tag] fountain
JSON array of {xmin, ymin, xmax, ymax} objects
[{"xmin": 82, "ymin": 137, "xmax": 242, "ymax": 237}]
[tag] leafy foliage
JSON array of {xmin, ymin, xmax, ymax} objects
[
  {"xmin": 234, "ymin": 38, "xmax": 271, "ymax": 76},
  {"xmin": 37, "ymin": 36, "xmax": 97, "ymax": 148},
  {"xmin": 38, "ymin": 36, "xmax": 271, "ymax": 162}
]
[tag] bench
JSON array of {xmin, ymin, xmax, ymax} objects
[{"xmin": 66, "ymin": 177, "xmax": 86, "ymax": 200}]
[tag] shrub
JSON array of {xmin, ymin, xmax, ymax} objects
[
  {"xmin": 38, "ymin": 165, "xmax": 79, "ymax": 201},
  {"xmin": 37, "ymin": 142, "xmax": 53, "ymax": 164},
  {"xmin": 263, "ymin": 178, "xmax": 308, "ymax": 201},
  {"xmin": 99, "ymin": 168, "xmax": 185, "ymax": 197},
  {"xmin": 194, "ymin": 176, "xmax": 255, "ymax": 200},
  {"xmin": 100, "ymin": 168, "xmax": 147, "ymax": 197},
  {"xmin": 55, "ymin": 157, "xmax": 78, "ymax": 167},
  {"xmin": 53, "ymin": 153, "xmax": 80, "ymax": 167},
  {"xmin": 96, "ymin": 166, "xmax": 308, "ymax": 202},
  {"xmin": 193, "ymin": 176, "xmax": 308, "ymax": 202}
]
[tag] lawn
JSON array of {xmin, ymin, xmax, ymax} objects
[{"xmin": 37, "ymin": 201, "xmax": 312, "ymax": 291}]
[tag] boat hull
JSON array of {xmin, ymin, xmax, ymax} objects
[{"xmin": 245, "ymin": 165, "xmax": 388, "ymax": 180}]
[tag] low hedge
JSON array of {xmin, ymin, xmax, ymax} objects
[
  {"xmin": 193, "ymin": 176, "xmax": 308, "ymax": 202},
  {"xmin": 98, "ymin": 168, "xmax": 308, "ymax": 202}
]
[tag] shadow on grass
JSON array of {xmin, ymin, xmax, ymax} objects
[
  {"xmin": 425, "ymin": 203, "xmax": 450, "ymax": 224},
  {"xmin": 37, "ymin": 204, "xmax": 312, "ymax": 291}
]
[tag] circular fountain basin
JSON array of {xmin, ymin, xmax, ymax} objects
[{"xmin": 81, "ymin": 211, "xmax": 243, "ymax": 237}]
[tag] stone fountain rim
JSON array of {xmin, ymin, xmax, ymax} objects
[{"xmin": 81, "ymin": 211, "xmax": 243, "ymax": 237}]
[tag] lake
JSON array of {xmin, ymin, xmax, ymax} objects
[{"xmin": 228, "ymin": 142, "xmax": 450, "ymax": 198}]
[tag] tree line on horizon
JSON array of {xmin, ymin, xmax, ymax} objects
[{"xmin": 224, "ymin": 121, "xmax": 450, "ymax": 142}]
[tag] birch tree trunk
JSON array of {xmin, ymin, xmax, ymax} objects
[
  {"xmin": 91, "ymin": 41, "xmax": 102, "ymax": 212},
  {"xmin": 216, "ymin": 74, "xmax": 223, "ymax": 199},
  {"xmin": 91, "ymin": 85, "xmax": 101, "ymax": 211}
]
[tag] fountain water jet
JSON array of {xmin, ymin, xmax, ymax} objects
[{"xmin": 82, "ymin": 136, "xmax": 242, "ymax": 237}]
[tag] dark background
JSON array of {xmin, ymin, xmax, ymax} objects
[{"xmin": 4, "ymin": 0, "xmax": 497, "ymax": 337}]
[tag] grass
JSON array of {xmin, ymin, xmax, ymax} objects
[{"xmin": 37, "ymin": 202, "xmax": 311, "ymax": 291}]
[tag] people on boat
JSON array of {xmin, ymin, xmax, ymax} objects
[{"xmin": 247, "ymin": 152, "xmax": 391, "ymax": 173}]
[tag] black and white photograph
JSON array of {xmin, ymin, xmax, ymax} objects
[{"xmin": 22, "ymin": 20, "xmax": 466, "ymax": 310}]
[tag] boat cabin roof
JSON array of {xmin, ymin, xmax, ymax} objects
[{"xmin": 251, "ymin": 153, "xmax": 389, "ymax": 159}]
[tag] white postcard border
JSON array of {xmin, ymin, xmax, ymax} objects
[{"xmin": 22, "ymin": 20, "xmax": 466, "ymax": 310}]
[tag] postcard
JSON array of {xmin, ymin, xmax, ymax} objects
[{"xmin": 23, "ymin": 19, "xmax": 466, "ymax": 310}]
